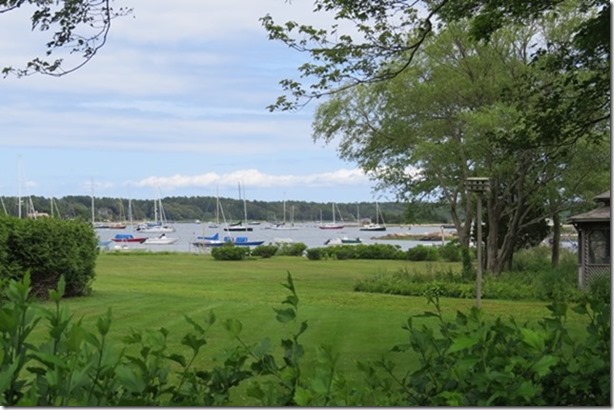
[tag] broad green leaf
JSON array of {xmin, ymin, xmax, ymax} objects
[
  {"xmin": 184, "ymin": 315, "xmax": 205, "ymax": 334},
  {"xmin": 274, "ymin": 307, "xmax": 296, "ymax": 323},
  {"xmin": 224, "ymin": 319, "xmax": 243, "ymax": 338},
  {"xmin": 115, "ymin": 365, "xmax": 146, "ymax": 393},
  {"xmin": 294, "ymin": 386, "xmax": 314, "ymax": 406},
  {"xmin": 520, "ymin": 328, "xmax": 545, "ymax": 351},
  {"xmin": 531, "ymin": 355, "xmax": 559, "ymax": 377},
  {"xmin": 167, "ymin": 353, "xmax": 187, "ymax": 367},
  {"xmin": 447, "ymin": 336, "xmax": 480, "ymax": 354},
  {"xmin": 0, "ymin": 361, "xmax": 19, "ymax": 393}
]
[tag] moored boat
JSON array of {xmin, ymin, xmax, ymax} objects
[
  {"xmin": 144, "ymin": 234, "xmax": 179, "ymax": 245},
  {"xmin": 325, "ymin": 236, "xmax": 362, "ymax": 245},
  {"xmin": 111, "ymin": 233, "xmax": 147, "ymax": 243},
  {"xmin": 192, "ymin": 233, "xmax": 264, "ymax": 247}
]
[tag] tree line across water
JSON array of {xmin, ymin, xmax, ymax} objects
[{"xmin": 0, "ymin": 195, "xmax": 454, "ymax": 225}]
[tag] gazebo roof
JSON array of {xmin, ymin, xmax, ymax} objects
[
  {"xmin": 569, "ymin": 191, "xmax": 611, "ymax": 224},
  {"xmin": 594, "ymin": 190, "xmax": 610, "ymax": 204}
]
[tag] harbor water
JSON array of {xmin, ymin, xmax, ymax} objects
[{"xmin": 97, "ymin": 223, "xmax": 456, "ymax": 253}]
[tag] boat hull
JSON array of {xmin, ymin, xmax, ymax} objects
[
  {"xmin": 111, "ymin": 235, "xmax": 147, "ymax": 243},
  {"xmin": 144, "ymin": 237, "xmax": 179, "ymax": 245},
  {"xmin": 359, "ymin": 225, "xmax": 386, "ymax": 231}
]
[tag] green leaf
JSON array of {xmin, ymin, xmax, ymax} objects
[
  {"xmin": 115, "ymin": 365, "xmax": 146, "ymax": 393},
  {"xmin": 294, "ymin": 386, "xmax": 314, "ymax": 406},
  {"xmin": 520, "ymin": 328, "xmax": 545, "ymax": 351},
  {"xmin": 311, "ymin": 375, "xmax": 329, "ymax": 394},
  {"xmin": 531, "ymin": 355, "xmax": 559, "ymax": 377},
  {"xmin": 0, "ymin": 361, "xmax": 19, "ymax": 394},
  {"xmin": 391, "ymin": 343, "xmax": 411, "ymax": 352},
  {"xmin": 447, "ymin": 336, "xmax": 480, "ymax": 354},
  {"xmin": 167, "ymin": 353, "xmax": 187, "ymax": 367},
  {"xmin": 96, "ymin": 308, "xmax": 112, "ymax": 336},
  {"xmin": 181, "ymin": 333, "xmax": 207, "ymax": 354},
  {"xmin": 184, "ymin": 315, "xmax": 205, "ymax": 334},
  {"xmin": 274, "ymin": 308, "xmax": 296, "ymax": 323},
  {"xmin": 224, "ymin": 319, "xmax": 243, "ymax": 338},
  {"xmin": 516, "ymin": 380, "xmax": 540, "ymax": 401}
]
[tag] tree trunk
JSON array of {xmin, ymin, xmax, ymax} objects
[{"xmin": 551, "ymin": 213, "xmax": 561, "ymax": 268}]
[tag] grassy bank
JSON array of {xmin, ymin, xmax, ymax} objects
[{"xmin": 29, "ymin": 252, "xmax": 589, "ymax": 404}]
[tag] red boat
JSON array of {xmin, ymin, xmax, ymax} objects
[{"xmin": 111, "ymin": 234, "xmax": 147, "ymax": 243}]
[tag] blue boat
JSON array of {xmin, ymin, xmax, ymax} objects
[
  {"xmin": 111, "ymin": 233, "xmax": 147, "ymax": 243},
  {"xmin": 192, "ymin": 232, "xmax": 264, "ymax": 247}
]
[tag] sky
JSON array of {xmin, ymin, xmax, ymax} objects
[{"xmin": 0, "ymin": 1, "xmax": 394, "ymax": 203}]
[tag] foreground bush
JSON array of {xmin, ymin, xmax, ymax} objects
[
  {"xmin": 0, "ymin": 216, "xmax": 98, "ymax": 297},
  {"xmin": 275, "ymin": 242, "xmax": 308, "ymax": 257},
  {"xmin": 1, "ymin": 272, "xmax": 609, "ymax": 406},
  {"xmin": 251, "ymin": 244, "xmax": 279, "ymax": 258},
  {"xmin": 211, "ymin": 243, "xmax": 247, "ymax": 260}
]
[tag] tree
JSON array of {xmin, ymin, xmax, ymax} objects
[
  {"xmin": 310, "ymin": 13, "xmax": 609, "ymax": 274},
  {"xmin": 261, "ymin": 0, "xmax": 609, "ymax": 112},
  {"xmin": 1, "ymin": 0, "xmax": 131, "ymax": 77}
]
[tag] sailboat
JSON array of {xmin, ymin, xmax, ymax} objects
[
  {"xmin": 318, "ymin": 203, "xmax": 344, "ymax": 230},
  {"xmin": 360, "ymin": 202, "xmax": 386, "ymax": 231},
  {"xmin": 108, "ymin": 199, "xmax": 127, "ymax": 229},
  {"xmin": 137, "ymin": 193, "xmax": 176, "ymax": 233},
  {"xmin": 208, "ymin": 193, "xmax": 221, "ymax": 228},
  {"xmin": 272, "ymin": 200, "xmax": 299, "ymax": 230},
  {"xmin": 193, "ymin": 191, "xmax": 264, "ymax": 247},
  {"xmin": 224, "ymin": 182, "xmax": 253, "ymax": 232}
]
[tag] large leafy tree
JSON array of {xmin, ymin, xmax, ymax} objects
[
  {"xmin": 310, "ymin": 9, "xmax": 609, "ymax": 273},
  {"xmin": 261, "ymin": 0, "xmax": 609, "ymax": 112},
  {"xmin": 0, "ymin": 0, "xmax": 131, "ymax": 77}
]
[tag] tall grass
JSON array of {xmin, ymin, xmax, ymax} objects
[{"xmin": 355, "ymin": 247, "xmax": 583, "ymax": 302}]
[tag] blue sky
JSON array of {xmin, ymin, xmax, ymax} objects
[{"xmin": 0, "ymin": 1, "xmax": 393, "ymax": 203}]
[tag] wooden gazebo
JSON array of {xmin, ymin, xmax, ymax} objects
[{"xmin": 569, "ymin": 191, "xmax": 611, "ymax": 288}]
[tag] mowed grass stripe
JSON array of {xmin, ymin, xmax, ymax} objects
[{"xmin": 32, "ymin": 253, "xmax": 586, "ymax": 381}]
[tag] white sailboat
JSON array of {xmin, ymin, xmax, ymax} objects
[
  {"xmin": 142, "ymin": 194, "xmax": 179, "ymax": 245},
  {"xmin": 319, "ymin": 202, "xmax": 344, "ymax": 230},
  {"xmin": 137, "ymin": 191, "xmax": 176, "ymax": 233},
  {"xmin": 272, "ymin": 200, "xmax": 299, "ymax": 230}
]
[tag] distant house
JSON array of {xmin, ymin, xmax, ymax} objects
[{"xmin": 568, "ymin": 191, "xmax": 611, "ymax": 288}]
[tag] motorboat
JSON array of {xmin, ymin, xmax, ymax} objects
[
  {"xmin": 144, "ymin": 234, "xmax": 179, "ymax": 245},
  {"xmin": 111, "ymin": 233, "xmax": 147, "ymax": 243}
]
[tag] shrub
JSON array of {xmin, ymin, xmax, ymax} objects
[
  {"xmin": 406, "ymin": 245, "xmax": 439, "ymax": 261},
  {"xmin": 276, "ymin": 242, "xmax": 308, "ymax": 256},
  {"xmin": 305, "ymin": 248, "xmax": 323, "ymax": 260},
  {"xmin": 354, "ymin": 243, "xmax": 405, "ymax": 260},
  {"xmin": 211, "ymin": 244, "xmax": 247, "ymax": 260},
  {"xmin": 252, "ymin": 244, "xmax": 279, "ymax": 258},
  {"xmin": 326, "ymin": 245, "xmax": 356, "ymax": 260},
  {"xmin": 438, "ymin": 240, "xmax": 462, "ymax": 262},
  {"xmin": 587, "ymin": 273, "xmax": 610, "ymax": 303},
  {"xmin": 460, "ymin": 246, "xmax": 475, "ymax": 281},
  {"xmin": 0, "ymin": 216, "xmax": 98, "ymax": 297},
  {"xmin": 511, "ymin": 245, "xmax": 552, "ymax": 272}
]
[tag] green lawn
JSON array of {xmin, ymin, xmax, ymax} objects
[{"xmin": 32, "ymin": 252, "xmax": 588, "ymax": 404}]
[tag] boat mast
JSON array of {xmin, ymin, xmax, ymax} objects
[
  {"xmin": 17, "ymin": 157, "xmax": 22, "ymax": 218},
  {"xmin": 241, "ymin": 182, "xmax": 248, "ymax": 223},
  {"xmin": 128, "ymin": 197, "xmax": 134, "ymax": 230},
  {"xmin": 90, "ymin": 178, "xmax": 95, "ymax": 225}
]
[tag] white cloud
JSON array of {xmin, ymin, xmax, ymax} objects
[{"xmin": 130, "ymin": 168, "xmax": 370, "ymax": 191}]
